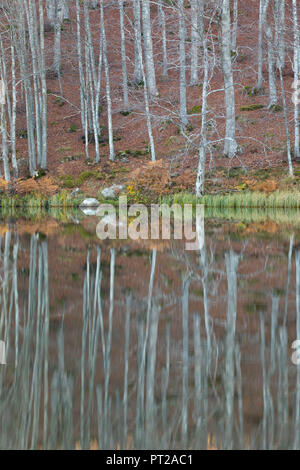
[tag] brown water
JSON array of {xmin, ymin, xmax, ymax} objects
[{"xmin": 0, "ymin": 213, "xmax": 300, "ymax": 449}]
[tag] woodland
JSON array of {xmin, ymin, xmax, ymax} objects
[{"xmin": 0, "ymin": 0, "xmax": 300, "ymax": 206}]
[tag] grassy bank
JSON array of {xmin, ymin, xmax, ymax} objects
[
  {"xmin": 164, "ymin": 190, "xmax": 300, "ymax": 209},
  {"xmin": 0, "ymin": 191, "xmax": 84, "ymax": 209},
  {"xmin": 2, "ymin": 189, "xmax": 300, "ymax": 210}
]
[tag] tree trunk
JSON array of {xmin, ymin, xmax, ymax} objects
[
  {"xmin": 221, "ymin": 0, "xmax": 238, "ymax": 157},
  {"xmin": 179, "ymin": 0, "xmax": 187, "ymax": 127},
  {"xmin": 119, "ymin": 0, "xmax": 129, "ymax": 107},
  {"xmin": 292, "ymin": 0, "xmax": 299, "ymax": 160},
  {"xmin": 141, "ymin": 0, "xmax": 158, "ymax": 97}
]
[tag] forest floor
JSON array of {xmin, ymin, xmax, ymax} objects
[{"xmin": 1, "ymin": 1, "xmax": 300, "ymax": 206}]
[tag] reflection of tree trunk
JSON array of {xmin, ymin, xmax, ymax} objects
[
  {"xmin": 294, "ymin": 250, "xmax": 300, "ymax": 449},
  {"xmin": 235, "ymin": 344, "xmax": 243, "ymax": 448},
  {"xmin": 284, "ymin": 235, "xmax": 294, "ymax": 325},
  {"xmin": 224, "ymin": 250, "xmax": 239, "ymax": 449},
  {"xmin": 193, "ymin": 314, "xmax": 207, "ymax": 449},
  {"xmin": 260, "ymin": 311, "xmax": 274, "ymax": 450},
  {"xmin": 181, "ymin": 274, "xmax": 190, "ymax": 447},
  {"xmin": 270, "ymin": 295, "xmax": 279, "ymax": 375},
  {"xmin": 12, "ymin": 237, "xmax": 19, "ymax": 368},
  {"xmin": 145, "ymin": 303, "xmax": 160, "ymax": 446},
  {"xmin": 277, "ymin": 325, "xmax": 288, "ymax": 448},
  {"xmin": 136, "ymin": 249, "xmax": 156, "ymax": 448},
  {"xmin": 200, "ymin": 239, "xmax": 211, "ymax": 364},
  {"xmin": 161, "ymin": 323, "xmax": 170, "ymax": 448},
  {"xmin": 123, "ymin": 294, "xmax": 131, "ymax": 448},
  {"xmin": 104, "ymin": 248, "xmax": 115, "ymax": 447}
]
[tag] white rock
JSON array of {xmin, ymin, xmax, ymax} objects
[
  {"xmin": 80, "ymin": 208, "xmax": 98, "ymax": 216},
  {"xmin": 101, "ymin": 185, "xmax": 124, "ymax": 199},
  {"xmin": 79, "ymin": 198, "xmax": 100, "ymax": 208}
]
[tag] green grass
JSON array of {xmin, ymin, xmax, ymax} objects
[
  {"xmin": 3, "ymin": 190, "xmax": 300, "ymax": 211},
  {"xmin": 240, "ymin": 104, "xmax": 264, "ymax": 111},
  {"xmin": 163, "ymin": 191, "xmax": 300, "ymax": 209},
  {"xmin": 59, "ymin": 171, "xmax": 99, "ymax": 188},
  {"xmin": 0, "ymin": 191, "xmax": 84, "ymax": 209}
]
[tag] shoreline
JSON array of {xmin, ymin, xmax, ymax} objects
[{"xmin": 1, "ymin": 190, "xmax": 300, "ymax": 209}]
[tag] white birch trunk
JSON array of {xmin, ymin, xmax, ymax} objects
[
  {"xmin": 231, "ymin": 0, "xmax": 238, "ymax": 53},
  {"xmin": 221, "ymin": 0, "xmax": 238, "ymax": 157},
  {"xmin": 190, "ymin": 0, "xmax": 198, "ymax": 85},
  {"xmin": 133, "ymin": 0, "xmax": 143, "ymax": 85},
  {"xmin": 141, "ymin": 0, "xmax": 158, "ymax": 97},
  {"xmin": 100, "ymin": 0, "xmax": 114, "ymax": 161},
  {"xmin": 257, "ymin": 0, "xmax": 269, "ymax": 90},
  {"xmin": 275, "ymin": 0, "xmax": 285, "ymax": 70},
  {"xmin": 179, "ymin": 0, "xmax": 187, "ymax": 127},
  {"xmin": 293, "ymin": 0, "xmax": 299, "ymax": 160},
  {"xmin": 195, "ymin": 36, "xmax": 208, "ymax": 196},
  {"xmin": 119, "ymin": 0, "xmax": 129, "ymax": 107},
  {"xmin": 266, "ymin": 26, "xmax": 277, "ymax": 108},
  {"xmin": 158, "ymin": 0, "xmax": 168, "ymax": 78}
]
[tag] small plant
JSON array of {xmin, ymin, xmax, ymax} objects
[
  {"xmin": 67, "ymin": 123, "xmax": 78, "ymax": 133},
  {"xmin": 187, "ymin": 105, "xmax": 202, "ymax": 115},
  {"xmin": 56, "ymin": 146, "xmax": 72, "ymax": 153},
  {"xmin": 240, "ymin": 104, "xmax": 264, "ymax": 111},
  {"xmin": 54, "ymin": 97, "xmax": 65, "ymax": 107},
  {"xmin": 120, "ymin": 109, "xmax": 132, "ymax": 116},
  {"xmin": 242, "ymin": 85, "xmax": 265, "ymax": 96},
  {"xmin": 17, "ymin": 129, "xmax": 28, "ymax": 139},
  {"xmin": 269, "ymin": 104, "xmax": 283, "ymax": 113}
]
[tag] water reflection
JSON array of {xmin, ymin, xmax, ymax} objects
[{"xmin": 0, "ymin": 221, "xmax": 300, "ymax": 449}]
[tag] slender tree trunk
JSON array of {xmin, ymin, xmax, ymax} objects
[
  {"xmin": 195, "ymin": 36, "xmax": 208, "ymax": 196},
  {"xmin": 141, "ymin": 0, "xmax": 158, "ymax": 97},
  {"xmin": 257, "ymin": 0, "xmax": 269, "ymax": 90},
  {"xmin": 39, "ymin": 0, "xmax": 47, "ymax": 169},
  {"xmin": 275, "ymin": 0, "xmax": 285, "ymax": 70},
  {"xmin": 292, "ymin": 0, "xmax": 299, "ymax": 160},
  {"xmin": 190, "ymin": 0, "xmax": 198, "ymax": 85},
  {"xmin": 158, "ymin": 0, "xmax": 168, "ymax": 78},
  {"xmin": 63, "ymin": 0, "xmax": 69, "ymax": 20},
  {"xmin": 119, "ymin": 0, "xmax": 129, "ymax": 107},
  {"xmin": 100, "ymin": 0, "xmax": 114, "ymax": 161},
  {"xmin": 279, "ymin": 67, "xmax": 293, "ymax": 176},
  {"xmin": 10, "ymin": 44, "xmax": 18, "ymax": 177},
  {"xmin": 76, "ymin": 0, "xmax": 89, "ymax": 160},
  {"xmin": 221, "ymin": 0, "xmax": 238, "ymax": 157},
  {"xmin": 266, "ymin": 26, "xmax": 277, "ymax": 108},
  {"xmin": 0, "ymin": 72, "xmax": 10, "ymax": 181},
  {"xmin": 179, "ymin": 0, "xmax": 187, "ymax": 127},
  {"xmin": 133, "ymin": 0, "xmax": 143, "ymax": 85},
  {"xmin": 232, "ymin": 0, "xmax": 238, "ymax": 53},
  {"xmin": 46, "ymin": 0, "xmax": 55, "ymax": 26},
  {"xmin": 53, "ymin": 0, "xmax": 64, "ymax": 77},
  {"xmin": 136, "ymin": 4, "xmax": 156, "ymax": 161}
]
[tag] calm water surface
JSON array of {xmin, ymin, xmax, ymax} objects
[{"xmin": 0, "ymin": 211, "xmax": 300, "ymax": 449}]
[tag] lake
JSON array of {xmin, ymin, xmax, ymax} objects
[{"xmin": 0, "ymin": 209, "xmax": 300, "ymax": 449}]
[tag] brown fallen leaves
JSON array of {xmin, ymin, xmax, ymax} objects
[
  {"xmin": 127, "ymin": 159, "xmax": 171, "ymax": 199},
  {"xmin": 0, "ymin": 176, "xmax": 59, "ymax": 196},
  {"xmin": 241, "ymin": 177, "xmax": 278, "ymax": 193}
]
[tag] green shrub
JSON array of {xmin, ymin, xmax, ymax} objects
[{"xmin": 240, "ymin": 104, "xmax": 264, "ymax": 111}]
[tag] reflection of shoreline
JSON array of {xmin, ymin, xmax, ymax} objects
[{"xmin": 0, "ymin": 224, "xmax": 299, "ymax": 449}]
